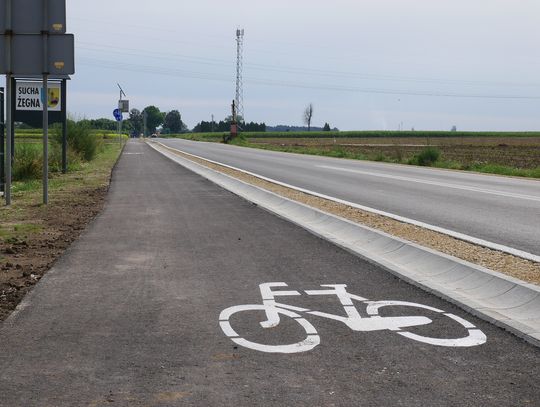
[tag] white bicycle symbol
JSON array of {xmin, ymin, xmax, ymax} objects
[{"xmin": 219, "ymin": 283, "xmax": 487, "ymax": 354}]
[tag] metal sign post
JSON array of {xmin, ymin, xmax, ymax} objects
[
  {"xmin": 61, "ymin": 78, "xmax": 67, "ymax": 173},
  {"xmin": 42, "ymin": 74, "xmax": 49, "ymax": 204},
  {"xmin": 42, "ymin": 0, "xmax": 49, "ymax": 205},
  {"xmin": 5, "ymin": 76, "xmax": 12, "ymax": 205},
  {"xmin": 0, "ymin": 87, "xmax": 4, "ymax": 194}
]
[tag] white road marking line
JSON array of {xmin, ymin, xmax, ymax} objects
[
  {"xmin": 316, "ymin": 165, "xmax": 540, "ymax": 202},
  {"xmin": 151, "ymin": 141, "xmax": 540, "ymax": 263}
]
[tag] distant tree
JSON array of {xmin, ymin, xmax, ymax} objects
[
  {"xmin": 164, "ymin": 110, "xmax": 184, "ymax": 133},
  {"xmin": 121, "ymin": 120, "xmax": 133, "ymax": 132},
  {"xmin": 451, "ymin": 125, "xmax": 457, "ymax": 132},
  {"xmin": 81, "ymin": 118, "xmax": 118, "ymax": 131},
  {"xmin": 193, "ymin": 121, "xmax": 212, "ymax": 133},
  {"xmin": 244, "ymin": 121, "xmax": 266, "ymax": 132},
  {"xmin": 323, "ymin": 122, "xmax": 331, "ymax": 131},
  {"xmin": 128, "ymin": 109, "xmax": 143, "ymax": 135},
  {"xmin": 142, "ymin": 106, "xmax": 164, "ymax": 132},
  {"xmin": 193, "ymin": 117, "xmax": 265, "ymax": 133},
  {"xmin": 303, "ymin": 103, "xmax": 314, "ymax": 131},
  {"xmin": 224, "ymin": 115, "xmax": 244, "ymax": 124}
]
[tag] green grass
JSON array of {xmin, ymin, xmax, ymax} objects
[
  {"xmin": 14, "ymin": 131, "xmax": 126, "ymax": 142},
  {"xmin": 163, "ymin": 133, "xmax": 222, "ymax": 142},
  {"xmin": 0, "ymin": 223, "xmax": 43, "ymax": 242},
  {"xmin": 465, "ymin": 164, "xmax": 540, "ymax": 178},
  {"xmin": 10, "ymin": 142, "xmax": 84, "ymax": 181},
  {"xmin": 12, "ymin": 180, "xmax": 41, "ymax": 194},
  {"xmin": 8, "ymin": 122, "xmax": 127, "ymax": 183},
  {"xmin": 10, "ymin": 143, "xmax": 123, "ymax": 194}
]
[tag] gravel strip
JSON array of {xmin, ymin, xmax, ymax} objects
[{"xmin": 160, "ymin": 144, "xmax": 540, "ymax": 286}]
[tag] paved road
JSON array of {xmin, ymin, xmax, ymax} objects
[
  {"xmin": 158, "ymin": 138, "xmax": 540, "ymax": 256},
  {"xmin": 0, "ymin": 140, "xmax": 538, "ymax": 406}
]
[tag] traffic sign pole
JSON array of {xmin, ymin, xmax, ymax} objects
[
  {"xmin": 0, "ymin": 87, "xmax": 4, "ymax": 195},
  {"xmin": 43, "ymin": 73, "xmax": 49, "ymax": 205},
  {"xmin": 5, "ymin": 75, "xmax": 12, "ymax": 206},
  {"xmin": 61, "ymin": 78, "xmax": 67, "ymax": 173},
  {"xmin": 4, "ymin": 0, "xmax": 12, "ymax": 204},
  {"xmin": 42, "ymin": 0, "xmax": 49, "ymax": 205}
]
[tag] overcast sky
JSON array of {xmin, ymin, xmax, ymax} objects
[{"xmin": 11, "ymin": 0, "xmax": 540, "ymax": 131}]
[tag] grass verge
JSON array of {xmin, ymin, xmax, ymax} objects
[{"xmin": 0, "ymin": 143, "xmax": 124, "ymax": 321}]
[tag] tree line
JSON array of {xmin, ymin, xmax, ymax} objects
[
  {"xmin": 79, "ymin": 103, "xmax": 335, "ymax": 135},
  {"xmin": 193, "ymin": 119, "xmax": 266, "ymax": 133},
  {"xmin": 81, "ymin": 107, "xmax": 266, "ymax": 135},
  {"xmin": 78, "ymin": 106, "xmax": 187, "ymax": 135}
]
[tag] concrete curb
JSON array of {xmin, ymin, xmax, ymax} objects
[{"xmin": 149, "ymin": 141, "xmax": 540, "ymax": 347}]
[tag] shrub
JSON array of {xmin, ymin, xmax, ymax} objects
[
  {"xmin": 49, "ymin": 143, "xmax": 82, "ymax": 173},
  {"xmin": 412, "ymin": 147, "xmax": 441, "ymax": 166},
  {"xmin": 229, "ymin": 133, "xmax": 248, "ymax": 146},
  {"xmin": 52, "ymin": 121, "xmax": 103, "ymax": 162},
  {"xmin": 373, "ymin": 151, "xmax": 386, "ymax": 162},
  {"xmin": 13, "ymin": 143, "xmax": 42, "ymax": 181}
]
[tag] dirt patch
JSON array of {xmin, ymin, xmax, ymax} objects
[
  {"xmin": 0, "ymin": 188, "xmax": 107, "ymax": 320},
  {"xmin": 157, "ymin": 143, "xmax": 540, "ymax": 286}
]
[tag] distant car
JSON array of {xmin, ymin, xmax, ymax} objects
[{"xmin": 150, "ymin": 133, "xmax": 157, "ymax": 138}]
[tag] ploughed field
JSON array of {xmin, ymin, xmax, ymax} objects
[{"xmin": 248, "ymin": 136, "xmax": 540, "ymax": 170}]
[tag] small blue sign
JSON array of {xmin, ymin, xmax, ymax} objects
[{"xmin": 113, "ymin": 108, "xmax": 122, "ymax": 122}]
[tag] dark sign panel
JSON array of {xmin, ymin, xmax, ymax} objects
[
  {"xmin": 0, "ymin": 0, "xmax": 66, "ymax": 34},
  {"xmin": 0, "ymin": 36, "xmax": 5, "ymax": 73},
  {"xmin": 0, "ymin": 34, "xmax": 75, "ymax": 75}
]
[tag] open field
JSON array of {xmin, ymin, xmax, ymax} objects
[
  {"xmin": 168, "ymin": 131, "xmax": 540, "ymax": 178},
  {"xmin": 250, "ymin": 136, "xmax": 540, "ymax": 170},
  {"xmin": 172, "ymin": 130, "xmax": 540, "ymax": 140}
]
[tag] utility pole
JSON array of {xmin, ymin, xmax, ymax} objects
[
  {"xmin": 211, "ymin": 114, "xmax": 215, "ymax": 132},
  {"xmin": 235, "ymin": 28, "xmax": 244, "ymax": 123}
]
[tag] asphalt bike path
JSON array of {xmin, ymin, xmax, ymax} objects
[
  {"xmin": 0, "ymin": 140, "xmax": 538, "ymax": 406},
  {"xmin": 157, "ymin": 138, "xmax": 540, "ymax": 257}
]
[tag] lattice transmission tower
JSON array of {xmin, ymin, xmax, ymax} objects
[{"xmin": 235, "ymin": 28, "xmax": 245, "ymax": 122}]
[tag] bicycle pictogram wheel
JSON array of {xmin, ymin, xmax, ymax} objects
[
  {"xmin": 365, "ymin": 301, "xmax": 487, "ymax": 347},
  {"xmin": 219, "ymin": 304, "xmax": 320, "ymax": 353}
]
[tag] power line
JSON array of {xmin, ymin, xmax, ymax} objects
[
  {"xmin": 76, "ymin": 41, "xmax": 540, "ymax": 89},
  {"xmin": 76, "ymin": 57, "xmax": 540, "ymax": 100}
]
